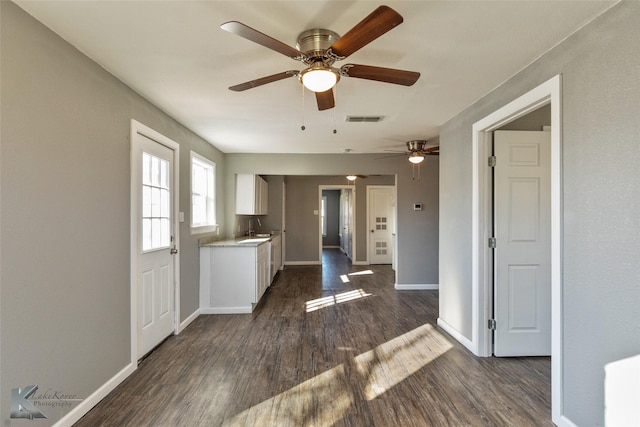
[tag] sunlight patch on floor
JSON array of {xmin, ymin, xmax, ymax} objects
[
  {"xmin": 229, "ymin": 324, "xmax": 452, "ymax": 425},
  {"xmin": 348, "ymin": 270, "xmax": 374, "ymax": 276},
  {"xmin": 354, "ymin": 323, "xmax": 454, "ymax": 400},
  {"xmin": 305, "ymin": 289, "xmax": 372, "ymax": 313},
  {"xmin": 229, "ymin": 364, "xmax": 353, "ymax": 426}
]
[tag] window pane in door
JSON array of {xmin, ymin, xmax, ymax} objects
[{"xmin": 142, "ymin": 151, "xmax": 171, "ymax": 252}]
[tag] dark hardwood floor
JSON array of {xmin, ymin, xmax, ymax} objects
[{"xmin": 75, "ymin": 248, "xmax": 551, "ymax": 426}]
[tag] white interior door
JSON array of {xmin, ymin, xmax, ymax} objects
[
  {"xmin": 135, "ymin": 133, "xmax": 176, "ymax": 358},
  {"xmin": 368, "ymin": 186, "xmax": 394, "ymax": 264},
  {"xmin": 340, "ymin": 189, "xmax": 353, "ymax": 260},
  {"xmin": 494, "ymin": 130, "xmax": 551, "ymax": 356}
]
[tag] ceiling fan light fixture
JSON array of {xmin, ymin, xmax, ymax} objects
[
  {"xmin": 408, "ymin": 152, "xmax": 425, "ymax": 164},
  {"xmin": 300, "ymin": 63, "xmax": 339, "ymax": 92}
]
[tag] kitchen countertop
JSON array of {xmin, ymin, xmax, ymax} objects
[{"xmin": 199, "ymin": 231, "xmax": 281, "ymax": 248}]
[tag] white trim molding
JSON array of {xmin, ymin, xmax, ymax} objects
[
  {"xmin": 178, "ymin": 309, "xmax": 200, "ymax": 333},
  {"xmin": 437, "ymin": 318, "xmax": 474, "ymax": 353},
  {"xmin": 201, "ymin": 307, "xmax": 252, "ymax": 314},
  {"xmin": 394, "ymin": 283, "xmax": 439, "ymax": 290},
  {"xmin": 470, "ymin": 75, "xmax": 563, "ymax": 424},
  {"xmin": 52, "ymin": 363, "xmax": 136, "ymax": 427}
]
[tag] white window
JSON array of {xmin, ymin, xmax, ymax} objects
[
  {"xmin": 191, "ymin": 152, "xmax": 216, "ymax": 233},
  {"xmin": 321, "ymin": 195, "xmax": 327, "ymax": 237}
]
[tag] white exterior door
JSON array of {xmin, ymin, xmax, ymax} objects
[
  {"xmin": 493, "ymin": 130, "xmax": 551, "ymax": 356},
  {"xmin": 368, "ymin": 186, "xmax": 394, "ymax": 264},
  {"xmin": 134, "ymin": 132, "xmax": 176, "ymax": 358}
]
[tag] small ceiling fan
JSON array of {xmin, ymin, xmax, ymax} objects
[
  {"xmin": 221, "ymin": 5, "xmax": 420, "ymax": 111},
  {"xmin": 382, "ymin": 140, "xmax": 439, "ymax": 164}
]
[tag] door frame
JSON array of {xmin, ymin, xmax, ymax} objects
[
  {"xmin": 318, "ymin": 185, "xmax": 356, "ymax": 264},
  {"xmin": 366, "ymin": 185, "xmax": 396, "ymax": 265},
  {"xmin": 130, "ymin": 119, "xmax": 181, "ymax": 364},
  {"xmin": 471, "ymin": 75, "xmax": 563, "ymax": 423}
]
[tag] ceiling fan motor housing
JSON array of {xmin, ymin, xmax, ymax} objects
[
  {"xmin": 407, "ymin": 140, "xmax": 427, "ymax": 152},
  {"xmin": 296, "ymin": 29, "xmax": 340, "ymax": 65}
]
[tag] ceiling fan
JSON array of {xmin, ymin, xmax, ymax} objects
[
  {"xmin": 383, "ymin": 140, "xmax": 439, "ymax": 164},
  {"xmin": 221, "ymin": 5, "xmax": 420, "ymax": 111}
]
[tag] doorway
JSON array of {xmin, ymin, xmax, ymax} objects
[
  {"xmin": 130, "ymin": 120, "xmax": 180, "ymax": 361},
  {"xmin": 318, "ymin": 185, "xmax": 355, "ymax": 264},
  {"xmin": 471, "ymin": 75, "xmax": 562, "ymax": 422}
]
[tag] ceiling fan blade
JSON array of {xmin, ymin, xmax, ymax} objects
[
  {"xmin": 424, "ymin": 146, "xmax": 440, "ymax": 155},
  {"xmin": 221, "ymin": 21, "xmax": 303, "ymax": 59},
  {"xmin": 229, "ymin": 70, "xmax": 298, "ymax": 92},
  {"xmin": 329, "ymin": 5, "xmax": 403, "ymax": 59},
  {"xmin": 376, "ymin": 153, "xmax": 407, "ymax": 159},
  {"xmin": 315, "ymin": 89, "xmax": 335, "ymax": 111},
  {"xmin": 341, "ymin": 64, "xmax": 420, "ymax": 86}
]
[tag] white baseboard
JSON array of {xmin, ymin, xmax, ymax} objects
[
  {"xmin": 555, "ymin": 415, "xmax": 579, "ymax": 427},
  {"xmin": 352, "ymin": 261, "xmax": 368, "ymax": 266},
  {"xmin": 437, "ymin": 318, "xmax": 474, "ymax": 353},
  {"xmin": 178, "ymin": 308, "xmax": 200, "ymax": 333},
  {"xmin": 200, "ymin": 307, "xmax": 252, "ymax": 314},
  {"xmin": 322, "ymin": 245, "xmax": 341, "ymax": 249},
  {"xmin": 394, "ymin": 283, "xmax": 439, "ymax": 290},
  {"xmin": 284, "ymin": 261, "xmax": 322, "ymax": 266},
  {"xmin": 53, "ymin": 362, "xmax": 136, "ymax": 427}
]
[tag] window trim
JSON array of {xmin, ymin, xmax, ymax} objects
[{"xmin": 190, "ymin": 151, "xmax": 217, "ymax": 235}]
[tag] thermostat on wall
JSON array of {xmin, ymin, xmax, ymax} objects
[{"xmin": 413, "ymin": 203, "xmax": 423, "ymax": 211}]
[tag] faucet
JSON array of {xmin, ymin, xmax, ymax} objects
[{"xmin": 247, "ymin": 217, "xmax": 262, "ymax": 237}]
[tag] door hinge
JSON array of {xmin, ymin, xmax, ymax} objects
[
  {"xmin": 488, "ymin": 156, "xmax": 496, "ymax": 167},
  {"xmin": 488, "ymin": 237, "xmax": 497, "ymax": 248},
  {"xmin": 488, "ymin": 319, "xmax": 496, "ymax": 330}
]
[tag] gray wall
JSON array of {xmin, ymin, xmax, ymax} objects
[
  {"xmin": 438, "ymin": 2, "xmax": 640, "ymax": 425},
  {"xmin": 322, "ymin": 190, "xmax": 341, "ymax": 247},
  {"xmin": 225, "ymin": 154, "xmax": 439, "ymax": 283},
  {"xmin": 283, "ymin": 175, "xmax": 395, "ymax": 263},
  {"xmin": 0, "ymin": 2, "xmax": 224, "ymax": 423}
]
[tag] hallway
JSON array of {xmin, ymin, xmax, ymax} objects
[{"xmin": 76, "ymin": 248, "xmax": 551, "ymax": 426}]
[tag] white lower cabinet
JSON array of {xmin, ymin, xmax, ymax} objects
[
  {"xmin": 270, "ymin": 234, "xmax": 282, "ymax": 281},
  {"xmin": 200, "ymin": 241, "xmax": 271, "ymax": 313}
]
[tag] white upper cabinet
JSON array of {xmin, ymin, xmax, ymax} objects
[{"xmin": 236, "ymin": 174, "xmax": 268, "ymax": 215}]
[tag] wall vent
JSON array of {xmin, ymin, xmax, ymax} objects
[{"xmin": 345, "ymin": 116, "xmax": 384, "ymax": 123}]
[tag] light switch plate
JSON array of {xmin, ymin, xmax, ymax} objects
[{"xmin": 179, "ymin": 212, "xmax": 185, "ymax": 222}]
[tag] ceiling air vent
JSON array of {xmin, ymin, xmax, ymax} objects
[{"xmin": 345, "ymin": 116, "xmax": 384, "ymax": 123}]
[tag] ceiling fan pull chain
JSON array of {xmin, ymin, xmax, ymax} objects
[
  {"xmin": 301, "ymin": 83, "xmax": 306, "ymax": 131},
  {"xmin": 412, "ymin": 162, "xmax": 422, "ymax": 181},
  {"xmin": 332, "ymin": 86, "xmax": 337, "ymax": 134}
]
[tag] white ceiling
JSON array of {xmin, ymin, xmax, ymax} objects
[{"xmin": 15, "ymin": 1, "xmax": 614, "ymax": 154}]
